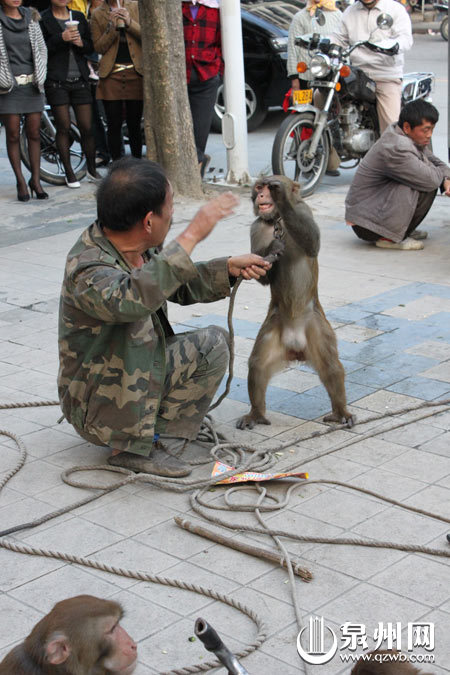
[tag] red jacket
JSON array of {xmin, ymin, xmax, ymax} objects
[{"xmin": 182, "ymin": 3, "xmax": 223, "ymax": 82}]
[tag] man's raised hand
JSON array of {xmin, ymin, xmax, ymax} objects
[{"xmin": 177, "ymin": 192, "xmax": 239, "ymax": 254}]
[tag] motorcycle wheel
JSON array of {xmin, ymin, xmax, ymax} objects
[
  {"xmin": 271, "ymin": 112, "xmax": 330, "ymax": 198},
  {"xmin": 441, "ymin": 16, "xmax": 448, "ymax": 41},
  {"xmin": 20, "ymin": 111, "xmax": 86, "ymax": 186}
]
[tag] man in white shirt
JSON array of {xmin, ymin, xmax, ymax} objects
[{"xmin": 332, "ymin": 0, "xmax": 413, "ymax": 133}]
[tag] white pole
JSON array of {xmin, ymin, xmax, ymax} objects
[{"xmin": 220, "ymin": 0, "xmax": 251, "ymax": 184}]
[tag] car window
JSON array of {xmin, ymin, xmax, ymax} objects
[{"xmin": 244, "ymin": 1, "xmax": 305, "ymax": 31}]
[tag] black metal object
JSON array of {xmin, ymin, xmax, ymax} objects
[{"xmin": 195, "ymin": 618, "xmax": 250, "ymax": 675}]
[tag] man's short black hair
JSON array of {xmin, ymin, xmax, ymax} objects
[
  {"xmin": 97, "ymin": 157, "xmax": 169, "ymax": 232},
  {"xmin": 398, "ymin": 100, "xmax": 439, "ymax": 130}
]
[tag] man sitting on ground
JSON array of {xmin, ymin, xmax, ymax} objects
[
  {"xmin": 346, "ymin": 99, "xmax": 450, "ymax": 250},
  {"xmin": 58, "ymin": 157, "xmax": 271, "ymax": 477}
]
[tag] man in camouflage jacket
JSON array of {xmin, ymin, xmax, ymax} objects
[{"xmin": 58, "ymin": 158, "xmax": 270, "ymax": 477}]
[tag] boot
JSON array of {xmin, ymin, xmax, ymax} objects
[{"xmin": 108, "ymin": 440, "xmax": 191, "ymax": 477}]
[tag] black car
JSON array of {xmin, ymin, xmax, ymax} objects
[{"xmin": 212, "ymin": 1, "xmax": 305, "ymax": 132}]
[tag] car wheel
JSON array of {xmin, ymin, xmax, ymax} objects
[
  {"xmin": 211, "ymin": 80, "xmax": 267, "ymax": 133},
  {"xmin": 441, "ymin": 16, "xmax": 448, "ymax": 41}
]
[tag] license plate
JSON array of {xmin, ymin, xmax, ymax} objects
[{"xmin": 293, "ymin": 88, "xmax": 313, "ymax": 105}]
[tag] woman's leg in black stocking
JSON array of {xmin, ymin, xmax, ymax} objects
[
  {"xmin": 51, "ymin": 103, "xmax": 77, "ymax": 182},
  {"xmin": 25, "ymin": 112, "xmax": 44, "ymax": 192},
  {"xmin": 73, "ymin": 103, "xmax": 97, "ymax": 176},
  {"xmin": 102, "ymin": 99, "xmax": 124, "ymax": 160},
  {"xmin": 125, "ymin": 100, "xmax": 143, "ymax": 158},
  {"xmin": 0, "ymin": 113, "xmax": 27, "ymax": 195}
]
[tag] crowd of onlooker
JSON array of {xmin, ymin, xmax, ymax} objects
[
  {"xmin": 1, "ymin": 0, "xmax": 448, "ymax": 253},
  {"xmin": 0, "ymin": 0, "xmax": 221, "ymax": 200}
]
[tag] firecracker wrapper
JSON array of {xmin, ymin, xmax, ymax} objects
[{"xmin": 212, "ymin": 461, "xmax": 309, "ymax": 484}]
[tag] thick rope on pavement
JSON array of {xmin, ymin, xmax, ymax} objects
[
  {"xmin": 1, "ymin": 396, "xmax": 450, "ymax": 674},
  {"xmin": 0, "ymin": 399, "xmax": 58, "ymax": 409},
  {"xmin": 0, "ymin": 537, "xmax": 267, "ymax": 675}
]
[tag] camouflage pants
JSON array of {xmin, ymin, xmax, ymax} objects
[
  {"xmin": 75, "ymin": 326, "xmax": 229, "ymax": 454},
  {"xmin": 154, "ymin": 325, "xmax": 229, "ymax": 440}
]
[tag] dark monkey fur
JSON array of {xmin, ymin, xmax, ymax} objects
[{"xmin": 236, "ymin": 175, "xmax": 354, "ymax": 430}]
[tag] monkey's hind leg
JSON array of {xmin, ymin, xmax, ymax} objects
[
  {"xmin": 306, "ymin": 315, "xmax": 355, "ymax": 428},
  {"xmin": 236, "ymin": 325, "xmax": 286, "ymax": 430}
]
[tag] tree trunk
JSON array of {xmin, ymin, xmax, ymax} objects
[{"xmin": 138, "ymin": 1, "xmax": 203, "ymax": 197}]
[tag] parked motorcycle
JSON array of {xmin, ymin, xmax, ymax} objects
[
  {"xmin": 271, "ymin": 12, "xmax": 434, "ymax": 197},
  {"xmin": 433, "ymin": 1, "xmax": 448, "ymax": 40}
]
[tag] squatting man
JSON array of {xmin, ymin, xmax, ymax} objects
[
  {"xmin": 346, "ymin": 100, "xmax": 450, "ymax": 250},
  {"xmin": 58, "ymin": 157, "xmax": 271, "ymax": 478}
]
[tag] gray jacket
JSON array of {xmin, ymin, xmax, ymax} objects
[
  {"xmin": 287, "ymin": 8, "xmax": 342, "ymax": 81},
  {"xmin": 345, "ymin": 124, "xmax": 450, "ymax": 242},
  {"xmin": 0, "ymin": 7, "xmax": 47, "ymax": 94}
]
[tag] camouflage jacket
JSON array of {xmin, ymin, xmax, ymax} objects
[{"xmin": 58, "ymin": 221, "xmax": 231, "ymax": 453}]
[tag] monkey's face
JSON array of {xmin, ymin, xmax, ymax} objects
[
  {"xmin": 253, "ymin": 184, "xmax": 277, "ymax": 221},
  {"xmin": 99, "ymin": 615, "xmax": 138, "ymax": 674}
]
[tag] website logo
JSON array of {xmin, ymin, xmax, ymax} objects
[
  {"xmin": 296, "ymin": 616, "xmax": 338, "ymax": 665},
  {"xmin": 296, "ymin": 617, "xmax": 435, "ymax": 667}
]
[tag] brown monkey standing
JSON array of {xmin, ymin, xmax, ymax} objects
[
  {"xmin": 0, "ymin": 595, "xmax": 137, "ymax": 674},
  {"xmin": 237, "ymin": 175, "xmax": 354, "ymax": 430}
]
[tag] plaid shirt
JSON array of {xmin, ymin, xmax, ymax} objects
[{"xmin": 182, "ymin": 3, "xmax": 223, "ymax": 83}]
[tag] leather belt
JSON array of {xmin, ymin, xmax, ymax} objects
[
  {"xmin": 112, "ymin": 63, "xmax": 134, "ymax": 74},
  {"xmin": 15, "ymin": 74, "xmax": 34, "ymax": 85}
]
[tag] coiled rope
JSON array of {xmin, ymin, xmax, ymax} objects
[
  {"xmin": 1, "ymin": 395, "xmax": 449, "ymax": 673},
  {"xmin": 1, "ymin": 282, "xmax": 450, "ymax": 672}
]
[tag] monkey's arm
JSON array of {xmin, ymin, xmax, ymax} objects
[
  {"xmin": 250, "ymin": 224, "xmax": 285, "ymax": 285},
  {"xmin": 261, "ymin": 238, "xmax": 285, "ymax": 264},
  {"xmin": 250, "ymin": 223, "xmax": 285, "ymax": 260},
  {"xmin": 269, "ymin": 181, "xmax": 320, "ymax": 257}
]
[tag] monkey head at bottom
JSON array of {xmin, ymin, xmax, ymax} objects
[{"xmin": 0, "ymin": 595, "xmax": 137, "ymax": 675}]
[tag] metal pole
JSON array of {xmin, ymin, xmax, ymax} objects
[{"xmin": 220, "ymin": 0, "xmax": 251, "ymax": 184}]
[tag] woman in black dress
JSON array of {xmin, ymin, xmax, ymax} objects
[
  {"xmin": 41, "ymin": 0, "xmax": 100, "ymax": 187},
  {"xmin": 0, "ymin": 0, "xmax": 47, "ymax": 200}
]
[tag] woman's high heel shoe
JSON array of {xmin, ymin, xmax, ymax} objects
[
  {"xmin": 28, "ymin": 179, "xmax": 49, "ymax": 200},
  {"xmin": 65, "ymin": 176, "xmax": 81, "ymax": 189},
  {"xmin": 17, "ymin": 186, "xmax": 30, "ymax": 202}
]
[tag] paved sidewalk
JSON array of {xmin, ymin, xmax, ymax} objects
[{"xmin": 0, "ymin": 154, "xmax": 449, "ymax": 673}]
